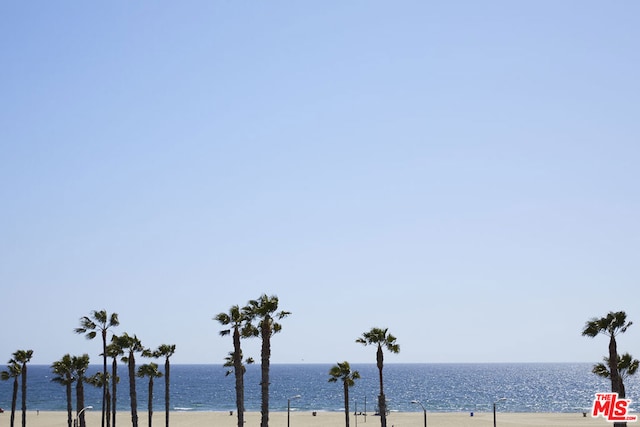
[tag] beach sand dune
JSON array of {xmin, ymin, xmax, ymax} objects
[{"xmin": 14, "ymin": 410, "xmax": 612, "ymax": 427}]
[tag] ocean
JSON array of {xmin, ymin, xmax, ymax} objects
[{"xmin": 0, "ymin": 363, "xmax": 635, "ymax": 413}]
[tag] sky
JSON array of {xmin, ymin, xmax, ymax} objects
[{"xmin": 1, "ymin": 1, "xmax": 639, "ymax": 366}]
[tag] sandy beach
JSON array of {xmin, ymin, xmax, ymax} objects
[{"xmin": 8, "ymin": 410, "xmax": 615, "ymax": 427}]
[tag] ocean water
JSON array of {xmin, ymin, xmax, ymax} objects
[{"xmin": 0, "ymin": 363, "xmax": 636, "ymax": 413}]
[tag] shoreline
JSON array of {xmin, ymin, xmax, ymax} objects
[{"xmin": 10, "ymin": 410, "xmax": 612, "ymax": 426}]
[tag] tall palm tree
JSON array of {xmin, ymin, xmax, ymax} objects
[
  {"xmin": 356, "ymin": 328, "xmax": 400, "ymax": 427},
  {"xmin": 51, "ymin": 354, "xmax": 76, "ymax": 427},
  {"xmin": 216, "ymin": 305, "xmax": 252, "ymax": 427},
  {"xmin": 582, "ymin": 311, "xmax": 633, "ymax": 427},
  {"xmin": 106, "ymin": 338, "xmax": 124, "ymax": 427},
  {"xmin": 154, "ymin": 344, "xmax": 176, "ymax": 427},
  {"xmin": 118, "ymin": 333, "xmax": 144, "ymax": 427},
  {"xmin": 137, "ymin": 363, "xmax": 163, "ymax": 427},
  {"xmin": 12, "ymin": 349, "xmax": 33, "ymax": 427},
  {"xmin": 71, "ymin": 354, "xmax": 91, "ymax": 427},
  {"xmin": 243, "ymin": 294, "xmax": 291, "ymax": 427},
  {"xmin": 75, "ymin": 310, "xmax": 119, "ymax": 427},
  {"xmin": 328, "ymin": 361, "xmax": 361, "ymax": 427},
  {"xmin": 582, "ymin": 311, "xmax": 632, "ymax": 395},
  {"xmin": 1, "ymin": 360, "xmax": 21, "ymax": 427}
]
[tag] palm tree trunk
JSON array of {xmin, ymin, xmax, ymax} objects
[
  {"xmin": 233, "ymin": 327, "xmax": 245, "ymax": 427},
  {"xmin": 102, "ymin": 330, "xmax": 108, "ymax": 427},
  {"xmin": 105, "ymin": 388, "xmax": 111, "ymax": 427},
  {"xmin": 378, "ymin": 394, "xmax": 387, "ymax": 427},
  {"xmin": 165, "ymin": 358, "xmax": 170, "ymax": 427},
  {"xmin": 77, "ymin": 378, "xmax": 86, "ymax": 427},
  {"xmin": 129, "ymin": 354, "xmax": 138, "ymax": 427},
  {"xmin": 20, "ymin": 364, "xmax": 27, "ymax": 427},
  {"xmin": 376, "ymin": 344, "xmax": 387, "ymax": 427},
  {"xmin": 148, "ymin": 377, "xmax": 154, "ymax": 427},
  {"xmin": 11, "ymin": 377, "xmax": 18, "ymax": 427},
  {"xmin": 609, "ymin": 336, "xmax": 622, "ymax": 395},
  {"xmin": 377, "ymin": 345, "xmax": 384, "ymax": 395},
  {"xmin": 260, "ymin": 319, "xmax": 271, "ymax": 427},
  {"xmin": 609, "ymin": 336, "xmax": 626, "ymax": 427},
  {"xmin": 111, "ymin": 358, "xmax": 118, "ymax": 427},
  {"xmin": 66, "ymin": 383, "xmax": 73, "ymax": 427},
  {"xmin": 343, "ymin": 382, "xmax": 350, "ymax": 427}
]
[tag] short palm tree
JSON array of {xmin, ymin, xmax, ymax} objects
[
  {"xmin": 137, "ymin": 363, "xmax": 163, "ymax": 427},
  {"xmin": 1, "ymin": 360, "xmax": 21, "ymax": 427},
  {"xmin": 592, "ymin": 352, "xmax": 639, "ymax": 397},
  {"xmin": 72, "ymin": 354, "xmax": 91, "ymax": 427},
  {"xmin": 154, "ymin": 344, "xmax": 176, "ymax": 427},
  {"xmin": 12, "ymin": 349, "xmax": 33, "ymax": 427},
  {"xmin": 223, "ymin": 352, "xmax": 254, "ymax": 376},
  {"xmin": 117, "ymin": 333, "xmax": 144, "ymax": 427},
  {"xmin": 356, "ymin": 328, "xmax": 399, "ymax": 427},
  {"xmin": 75, "ymin": 310, "xmax": 119, "ymax": 427},
  {"xmin": 216, "ymin": 305, "xmax": 252, "ymax": 427},
  {"xmin": 106, "ymin": 338, "xmax": 124, "ymax": 427},
  {"xmin": 328, "ymin": 361, "xmax": 361, "ymax": 427},
  {"xmin": 51, "ymin": 354, "xmax": 76, "ymax": 427},
  {"xmin": 243, "ymin": 294, "xmax": 291, "ymax": 427},
  {"xmin": 87, "ymin": 372, "xmax": 110, "ymax": 427}
]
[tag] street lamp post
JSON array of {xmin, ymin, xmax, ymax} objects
[
  {"xmin": 287, "ymin": 395, "xmax": 301, "ymax": 427},
  {"xmin": 354, "ymin": 399, "xmax": 358, "ymax": 427},
  {"xmin": 364, "ymin": 395, "xmax": 367, "ymax": 423},
  {"xmin": 411, "ymin": 400, "xmax": 427, "ymax": 427},
  {"xmin": 74, "ymin": 405, "xmax": 93, "ymax": 427},
  {"xmin": 493, "ymin": 398, "xmax": 507, "ymax": 427}
]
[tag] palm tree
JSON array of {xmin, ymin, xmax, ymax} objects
[
  {"xmin": 356, "ymin": 328, "xmax": 400, "ymax": 427},
  {"xmin": 592, "ymin": 353, "xmax": 640, "ymax": 397},
  {"xmin": 71, "ymin": 354, "xmax": 91, "ymax": 427},
  {"xmin": 222, "ymin": 350, "xmax": 254, "ymax": 410},
  {"xmin": 118, "ymin": 333, "xmax": 144, "ymax": 427},
  {"xmin": 222, "ymin": 352, "xmax": 254, "ymax": 376},
  {"xmin": 12, "ymin": 349, "xmax": 33, "ymax": 427},
  {"xmin": 1, "ymin": 360, "xmax": 21, "ymax": 427},
  {"xmin": 137, "ymin": 363, "xmax": 163, "ymax": 427},
  {"xmin": 87, "ymin": 373, "xmax": 110, "ymax": 427},
  {"xmin": 328, "ymin": 361, "xmax": 361, "ymax": 427},
  {"xmin": 216, "ymin": 305, "xmax": 253, "ymax": 427},
  {"xmin": 582, "ymin": 311, "xmax": 632, "ymax": 395},
  {"xmin": 153, "ymin": 344, "xmax": 176, "ymax": 427},
  {"xmin": 106, "ymin": 338, "xmax": 124, "ymax": 427},
  {"xmin": 51, "ymin": 354, "xmax": 76, "ymax": 427},
  {"xmin": 243, "ymin": 294, "xmax": 291, "ymax": 427},
  {"xmin": 75, "ymin": 310, "xmax": 119, "ymax": 427},
  {"xmin": 582, "ymin": 311, "xmax": 633, "ymax": 427}
]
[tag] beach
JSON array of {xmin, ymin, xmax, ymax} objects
[{"xmin": 10, "ymin": 410, "xmax": 615, "ymax": 427}]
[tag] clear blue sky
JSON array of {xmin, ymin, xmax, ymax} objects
[{"xmin": 1, "ymin": 1, "xmax": 639, "ymax": 366}]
